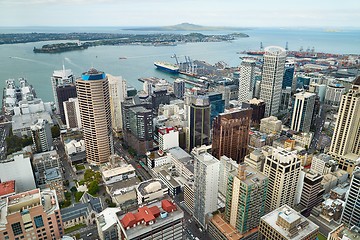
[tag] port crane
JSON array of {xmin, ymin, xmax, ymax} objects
[{"xmin": 171, "ymin": 54, "xmax": 179, "ymax": 66}]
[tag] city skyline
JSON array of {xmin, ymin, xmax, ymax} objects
[{"xmin": 1, "ymin": 0, "xmax": 360, "ymax": 28}]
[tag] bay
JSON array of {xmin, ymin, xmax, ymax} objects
[{"xmin": 0, "ymin": 27, "xmax": 359, "ymax": 102}]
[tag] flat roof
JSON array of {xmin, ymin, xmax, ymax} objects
[
  {"xmin": 102, "ymin": 165, "xmax": 135, "ymax": 179},
  {"xmin": 0, "ymin": 180, "xmax": 15, "ymax": 197},
  {"xmin": 137, "ymin": 179, "xmax": 167, "ymax": 196}
]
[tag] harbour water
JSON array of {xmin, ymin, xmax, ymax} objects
[{"xmin": 1, "ymin": 27, "xmax": 360, "ymax": 102}]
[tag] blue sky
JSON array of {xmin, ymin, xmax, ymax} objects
[{"xmin": 1, "ymin": 0, "xmax": 359, "ymax": 27}]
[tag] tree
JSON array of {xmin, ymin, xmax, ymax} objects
[
  {"xmin": 51, "ymin": 125, "xmax": 60, "ymax": 138},
  {"xmin": 70, "ymin": 186, "xmax": 77, "ymax": 193},
  {"xmin": 87, "ymin": 180, "xmax": 99, "ymax": 196},
  {"xmin": 74, "ymin": 233, "xmax": 81, "ymax": 239},
  {"xmin": 74, "ymin": 191, "xmax": 84, "ymax": 202}
]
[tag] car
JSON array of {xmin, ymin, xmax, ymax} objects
[
  {"xmin": 137, "ymin": 164, "xmax": 142, "ymax": 168},
  {"xmin": 86, "ymin": 233, "xmax": 93, "ymax": 237}
]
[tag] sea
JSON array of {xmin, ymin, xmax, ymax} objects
[{"xmin": 1, "ymin": 27, "xmax": 360, "ymax": 102}]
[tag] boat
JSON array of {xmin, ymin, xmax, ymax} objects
[
  {"xmin": 246, "ymin": 51, "xmax": 265, "ymax": 56},
  {"xmin": 154, "ymin": 61, "xmax": 179, "ymax": 73},
  {"xmin": 119, "ymin": 57, "xmax": 127, "ymax": 60}
]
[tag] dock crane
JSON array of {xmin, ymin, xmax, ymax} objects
[{"xmin": 171, "ymin": 54, "xmax": 179, "ymax": 66}]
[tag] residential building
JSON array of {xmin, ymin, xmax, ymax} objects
[
  {"xmin": 0, "ymin": 153, "xmax": 36, "ymax": 192},
  {"xmin": 0, "ymin": 188, "xmax": 64, "ymax": 240},
  {"xmin": 225, "ymin": 164, "xmax": 268, "ymax": 234},
  {"xmin": 341, "ymin": 167, "xmax": 360, "ymax": 227},
  {"xmin": 258, "ymin": 205, "xmax": 319, "ymax": 240},
  {"xmin": 262, "ymin": 147, "xmax": 301, "ymax": 211},
  {"xmin": 31, "ymin": 118, "xmax": 53, "ymax": 153},
  {"xmin": 76, "ymin": 68, "xmax": 112, "ymax": 165},
  {"xmin": 192, "ymin": 147, "xmax": 220, "ymax": 227},
  {"xmin": 241, "ymin": 98, "xmax": 265, "ymax": 126},
  {"xmin": 328, "ymin": 77, "xmax": 360, "ymax": 174},
  {"xmin": 260, "ymin": 46, "xmax": 286, "ymax": 117},
  {"xmin": 108, "ymin": 74, "xmax": 127, "ymax": 135},
  {"xmin": 56, "ymin": 84, "xmax": 77, "ymax": 123},
  {"xmin": 325, "ymin": 83, "xmax": 346, "ymax": 106},
  {"xmin": 51, "ymin": 66, "xmax": 74, "ymax": 114},
  {"xmin": 238, "ymin": 59, "xmax": 256, "ymax": 103},
  {"xmin": 290, "ymin": 91, "xmax": 316, "ymax": 133},
  {"xmin": 174, "ymin": 78, "xmax": 185, "ymax": 99},
  {"xmin": 186, "ymin": 95, "xmax": 211, "ymax": 152},
  {"xmin": 212, "ymin": 108, "xmax": 252, "ymax": 163},
  {"xmin": 63, "ymin": 98, "xmax": 81, "ymax": 129}
]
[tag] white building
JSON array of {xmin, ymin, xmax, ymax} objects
[
  {"xmin": 63, "ymin": 98, "xmax": 82, "ymax": 129},
  {"xmin": 158, "ymin": 127, "xmax": 179, "ymax": 152},
  {"xmin": 260, "ymin": 46, "xmax": 286, "ymax": 117},
  {"xmin": 168, "ymin": 147, "xmax": 194, "ymax": 181},
  {"xmin": 260, "ymin": 116, "xmax": 282, "ymax": 134},
  {"xmin": 325, "ymin": 83, "xmax": 345, "ymax": 106},
  {"xmin": 31, "ymin": 118, "xmax": 53, "ymax": 153},
  {"xmin": 51, "ymin": 67, "xmax": 74, "ymax": 113},
  {"xmin": 135, "ymin": 179, "xmax": 168, "ymax": 205},
  {"xmin": 238, "ymin": 59, "xmax": 256, "ymax": 103},
  {"xmin": 218, "ymin": 156, "xmax": 238, "ymax": 199},
  {"xmin": 0, "ymin": 153, "xmax": 36, "ymax": 192},
  {"xmin": 291, "ymin": 91, "xmax": 316, "ymax": 133},
  {"xmin": 192, "ymin": 147, "xmax": 220, "ymax": 227},
  {"xmin": 311, "ymin": 154, "xmax": 338, "ymax": 175},
  {"xmin": 107, "ymin": 74, "xmax": 127, "ymax": 133},
  {"xmin": 102, "ymin": 165, "xmax": 136, "ymax": 185}
]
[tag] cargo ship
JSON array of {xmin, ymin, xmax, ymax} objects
[{"xmin": 154, "ymin": 61, "xmax": 179, "ymax": 73}]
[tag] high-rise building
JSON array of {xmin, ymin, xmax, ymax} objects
[
  {"xmin": 76, "ymin": 68, "xmax": 112, "ymax": 165},
  {"xmin": 262, "ymin": 147, "xmax": 301, "ymax": 211},
  {"xmin": 56, "ymin": 84, "xmax": 77, "ymax": 123},
  {"xmin": 151, "ymin": 89, "xmax": 170, "ymax": 112},
  {"xmin": 328, "ymin": 77, "xmax": 360, "ymax": 174},
  {"xmin": 218, "ymin": 155, "xmax": 238, "ymax": 199},
  {"xmin": 225, "ymin": 164, "xmax": 268, "ymax": 234},
  {"xmin": 325, "ymin": 83, "xmax": 346, "ymax": 106},
  {"xmin": 238, "ymin": 59, "xmax": 256, "ymax": 103},
  {"xmin": 341, "ymin": 167, "xmax": 360, "ymax": 227},
  {"xmin": 260, "ymin": 46, "xmax": 286, "ymax": 117},
  {"xmin": 208, "ymin": 92, "xmax": 225, "ymax": 124},
  {"xmin": 258, "ymin": 205, "xmax": 319, "ymax": 240},
  {"xmin": 192, "ymin": 147, "xmax": 220, "ymax": 227},
  {"xmin": 63, "ymin": 97, "xmax": 81, "ymax": 129},
  {"xmin": 290, "ymin": 91, "xmax": 316, "ymax": 133},
  {"xmin": 241, "ymin": 98, "xmax": 265, "ymax": 126},
  {"xmin": 328, "ymin": 224, "xmax": 360, "ymax": 240},
  {"xmin": 173, "ymin": 79, "xmax": 185, "ymax": 99},
  {"xmin": 107, "ymin": 74, "xmax": 127, "ymax": 134},
  {"xmin": 212, "ymin": 108, "xmax": 252, "ymax": 163},
  {"xmin": 282, "ymin": 60, "xmax": 295, "ymax": 89},
  {"xmin": 31, "ymin": 119, "xmax": 53, "ymax": 153},
  {"xmin": 299, "ymin": 170, "xmax": 324, "ymax": 212},
  {"xmin": 0, "ymin": 188, "xmax": 64, "ymax": 240},
  {"xmin": 51, "ymin": 66, "xmax": 74, "ymax": 114},
  {"xmin": 186, "ymin": 95, "xmax": 211, "ymax": 152},
  {"xmin": 143, "ymin": 80, "xmax": 152, "ymax": 96}
]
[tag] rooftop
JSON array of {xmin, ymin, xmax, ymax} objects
[
  {"xmin": 136, "ymin": 179, "xmax": 167, "ymax": 196},
  {"xmin": 102, "ymin": 165, "xmax": 135, "ymax": 179},
  {"xmin": 261, "ymin": 205, "xmax": 319, "ymax": 240},
  {"xmin": 45, "ymin": 167, "xmax": 62, "ymax": 181},
  {"xmin": 0, "ymin": 180, "xmax": 16, "ymax": 198}
]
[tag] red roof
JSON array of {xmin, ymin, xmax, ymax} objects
[
  {"xmin": 121, "ymin": 212, "xmax": 136, "ymax": 228},
  {"xmin": 0, "ymin": 180, "xmax": 15, "ymax": 197},
  {"xmin": 161, "ymin": 200, "xmax": 177, "ymax": 213},
  {"xmin": 137, "ymin": 206, "xmax": 156, "ymax": 224},
  {"xmin": 149, "ymin": 206, "xmax": 160, "ymax": 218}
]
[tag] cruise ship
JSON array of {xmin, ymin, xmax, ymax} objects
[{"xmin": 154, "ymin": 61, "xmax": 179, "ymax": 73}]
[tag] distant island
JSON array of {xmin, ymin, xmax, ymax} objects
[{"xmin": 125, "ymin": 22, "xmax": 250, "ymax": 32}]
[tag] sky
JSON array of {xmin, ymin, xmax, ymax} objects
[{"xmin": 1, "ymin": 0, "xmax": 360, "ymax": 28}]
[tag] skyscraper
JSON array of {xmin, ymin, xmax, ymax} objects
[
  {"xmin": 241, "ymin": 98, "xmax": 265, "ymax": 126},
  {"xmin": 212, "ymin": 108, "xmax": 252, "ymax": 163},
  {"xmin": 56, "ymin": 84, "xmax": 77, "ymax": 122},
  {"xmin": 76, "ymin": 68, "xmax": 112, "ymax": 165},
  {"xmin": 107, "ymin": 74, "xmax": 127, "ymax": 135},
  {"xmin": 282, "ymin": 60, "xmax": 295, "ymax": 89},
  {"xmin": 341, "ymin": 167, "xmax": 360, "ymax": 227},
  {"xmin": 173, "ymin": 78, "xmax": 185, "ymax": 99},
  {"xmin": 262, "ymin": 147, "xmax": 301, "ymax": 212},
  {"xmin": 63, "ymin": 98, "xmax": 81, "ymax": 129},
  {"xmin": 328, "ymin": 77, "xmax": 360, "ymax": 174},
  {"xmin": 31, "ymin": 119, "xmax": 53, "ymax": 153},
  {"xmin": 186, "ymin": 95, "xmax": 211, "ymax": 152},
  {"xmin": 51, "ymin": 66, "xmax": 74, "ymax": 113},
  {"xmin": 238, "ymin": 59, "xmax": 256, "ymax": 103},
  {"xmin": 260, "ymin": 46, "xmax": 286, "ymax": 117},
  {"xmin": 290, "ymin": 91, "xmax": 316, "ymax": 133},
  {"xmin": 192, "ymin": 147, "xmax": 220, "ymax": 227},
  {"xmin": 225, "ymin": 164, "xmax": 268, "ymax": 234}
]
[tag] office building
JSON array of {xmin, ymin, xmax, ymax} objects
[
  {"xmin": 31, "ymin": 118, "xmax": 53, "ymax": 153},
  {"xmin": 208, "ymin": 92, "xmax": 225, "ymax": 124},
  {"xmin": 280, "ymin": 87, "xmax": 292, "ymax": 113},
  {"xmin": 260, "ymin": 46, "xmax": 286, "ymax": 117},
  {"xmin": 238, "ymin": 59, "xmax": 256, "ymax": 103},
  {"xmin": 135, "ymin": 179, "xmax": 168, "ymax": 205},
  {"xmin": 151, "ymin": 89, "xmax": 170, "ymax": 112},
  {"xmin": 311, "ymin": 154, "xmax": 338, "ymax": 175},
  {"xmin": 218, "ymin": 156, "xmax": 238, "ymax": 198},
  {"xmin": 325, "ymin": 83, "xmax": 346, "ymax": 106},
  {"xmin": 108, "ymin": 74, "xmax": 127, "ymax": 134},
  {"xmin": 186, "ymin": 95, "xmax": 211, "ymax": 152},
  {"xmin": 328, "ymin": 77, "xmax": 360, "ymax": 174},
  {"xmin": 51, "ymin": 66, "xmax": 74, "ymax": 114},
  {"xmin": 259, "ymin": 116, "xmax": 282, "ymax": 134},
  {"xmin": 241, "ymin": 98, "xmax": 265, "ymax": 126},
  {"xmin": 341, "ymin": 167, "xmax": 360, "ymax": 227},
  {"xmin": 143, "ymin": 81, "xmax": 152, "ymax": 96},
  {"xmin": 328, "ymin": 224, "xmax": 360, "ymax": 240},
  {"xmin": 76, "ymin": 68, "xmax": 112, "ymax": 165},
  {"xmin": 63, "ymin": 97, "xmax": 82, "ymax": 129},
  {"xmin": 192, "ymin": 147, "xmax": 220, "ymax": 227},
  {"xmin": 258, "ymin": 205, "xmax": 319, "ymax": 240},
  {"xmin": 290, "ymin": 91, "xmax": 316, "ymax": 133},
  {"xmin": 282, "ymin": 60, "xmax": 295, "ymax": 89},
  {"xmin": 262, "ymin": 147, "xmax": 301, "ymax": 211},
  {"xmin": 0, "ymin": 188, "xmax": 64, "ymax": 240},
  {"xmin": 56, "ymin": 84, "xmax": 77, "ymax": 123},
  {"xmin": 212, "ymin": 108, "xmax": 252, "ymax": 163},
  {"xmin": 174, "ymin": 78, "xmax": 185, "ymax": 99},
  {"xmin": 158, "ymin": 127, "xmax": 179, "ymax": 152},
  {"xmin": 299, "ymin": 170, "xmax": 324, "ymax": 212},
  {"xmin": 225, "ymin": 164, "xmax": 268, "ymax": 234}
]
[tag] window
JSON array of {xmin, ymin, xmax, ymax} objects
[
  {"xmin": 11, "ymin": 222, "xmax": 23, "ymax": 236},
  {"xmin": 34, "ymin": 216, "xmax": 44, "ymax": 228}
]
